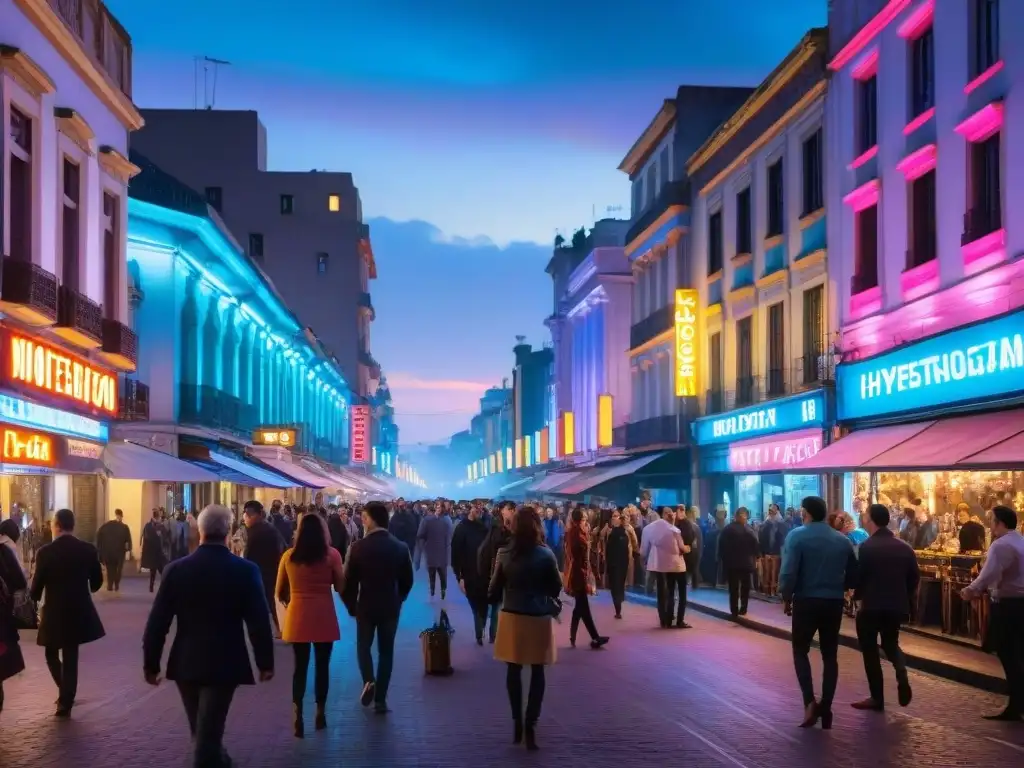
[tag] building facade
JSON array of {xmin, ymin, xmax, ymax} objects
[
  {"xmin": 511, "ymin": 341, "xmax": 553, "ymax": 466},
  {"xmin": 688, "ymin": 29, "xmax": 832, "ymax": 518}
]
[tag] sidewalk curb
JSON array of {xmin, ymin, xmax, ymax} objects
[{"xmin": 624, "ymin": 592, "xmax": 1006, "ymax": 695}]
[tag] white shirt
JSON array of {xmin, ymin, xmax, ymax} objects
[
  {"xmin": 967, "ymin": 530, "xmax": 1024, "ymax": 601},
  {"xmin": 640, "ymin": 518, "xmax": 686, "ymax": 573}
]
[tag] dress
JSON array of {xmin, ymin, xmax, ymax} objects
[{"xmin": 276, "ymin": 548, "xmax": 343, "ymax": 643}]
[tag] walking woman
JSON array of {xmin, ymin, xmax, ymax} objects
[
  {"xmin": 0, "ymin": 519, "xmax": 27, "ymax": 715},
  {"xmin": 276, "ymin": 512, "xmax": 345, "ymax": 737},
  {"xmin": 489, "ymin": 505, "xmax": 563, "ymax": 751},
  {"xmin": 604, "ymin": 509, "xmax": 633, "ymax": 619},
  {"xmin": 564, "ymin": 507, "xmax": 609, "ymax": 649}
]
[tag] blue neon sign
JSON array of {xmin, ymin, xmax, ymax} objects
[
  {"xmin": 837, "ymin": 309, "xmax": 1024, "ymax": 422},
  {"xmin": 0, "ymin": 394, "xmax": 108, "ymax": 442},
  {"xmin": 694, "ymin": 390, "xmax": 825, "ymax": 446}
]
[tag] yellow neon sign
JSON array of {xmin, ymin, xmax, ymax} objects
[{"xmin": 674, "ymin": 289, "xmax": 699, "ymax": 397}]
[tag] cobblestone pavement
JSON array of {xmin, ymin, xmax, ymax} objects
[{"xmin": 1, "ymin": 570, "xmax": 1022, "ymax": 768}]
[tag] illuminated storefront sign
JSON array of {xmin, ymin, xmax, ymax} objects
[
  {"xmin": 838, "ymin": 308, "xmax": 1024, "ymax": 421},
  {"xmin": 674, "ymin": 289, "xmax": 699, "ymax": 397},
  {"xmin": 252, "ymin": 427, "xmax": 298, "ymax": 447},
  {"xmin": 1, "ymin": 330, "xmax": 117, "ymax": 416},
  {"xmin": 350, "ymin": 405, "xmax": 370, "ymax": 463},
  {"xmin": 2, "ymin": 426, "xmax": 54, "ymax": 467},
  {"xmin": 66, "ymin": 438, "xmax": 103, "ymax": 460},
  {"xmin": 597, "ymin": 394, "xmax": 613, "ymax": 448},
  {"xmin": 695, "ymin": 390, "xmax": 825, "ymax": 446},
  {"xmin": 727, "ymin": 429, "xmax": 822, "ymax": 472},
  {"xmin": 0, "ymin": 393, "xmax": 107, "ymax": 442}
]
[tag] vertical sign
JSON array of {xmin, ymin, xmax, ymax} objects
[
  {"xmin": 515, "ymin": 438, "xmax": 523, "ymax": 469},
  {"xmin": 674, "ymin": 288, "xmax": 699, "ymax": 397},
  {"xmin": 540, "ymin": 426, "xmax": 550, "ymax": 464},
  {"xmin": 489, "ymin": 454, "xmax": 496, "ymax": 473},
  {"xmin": 523, "ymin": 434, "xmax": 532, "ymax": 467},
  {"xmin": 563, "ymin": 411, "xmax": 575, "ymax": 455},
  {"xmin": 597, "ymin": 394, "xmax": 613, "ymax": 448},
  {"xmin": 555, "ymin": 414, "xmax": 565, "ymax": 458},
  {"xmin": 350, "ymin": 404, "xmax": 370, "ymax": 463}
]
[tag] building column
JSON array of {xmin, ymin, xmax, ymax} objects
[
  {"xmin": 180, "ymin": 276, "xmax": 200, "ymax": 419},
  {"xmin": 201, "ymin": 293, "xmax": 219, "ymax": 391},
  {"xmin": 252, "ymin": 335, "xmax": 265, "ymax": 423},
  {"xmin": 221, "ymin": 305, "xmax": 237, "ymax": 398}
]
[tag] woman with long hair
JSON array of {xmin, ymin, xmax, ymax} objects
[
  {"xmin": 0, "ymin": 519, "xmax": 27, "ymax": 716},
  {"xmin": 489, "ymin": 505, "xmax": 562, "ymax": 750},
  {"xmin": 604, "ymin": 509, "xmax": 633, "ymax": 619},
  {"xmin": 564, "ymin": 507, "xmax": 609, "ymax": 649},
  {"xmin": 276, "ymin": 512, "xmax": 345, "ymax": 737}
]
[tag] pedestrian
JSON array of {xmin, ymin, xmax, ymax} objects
[
  {"xmin": 342, "ymin": 500, "xmax": 414, "ymax": 714},
  {"xmin": 0, "ymin": 519, "xmax": 27, "ymax": 716},
  {"xmin": 758, "ymin": 504, "xmax": 786, "ymax": 597},
  {"xmin": 489, "ymin": 505, "xmax": 562, "ymax": 751},
  {"xmin": 326, "ymin": 506, "xmax": 350, "ymax": 561},
  {"xmin": 718, "ymin": 507, "xmax": 760, "ymax": 616},
  {"xmin": 779, "ymin": 496, "xmax": 858, "ymax": 730},
  {"xmin": 564, "ymin": 507, "xmax": 608, "ymax": 648},
  {"xmin": 415, "ymin": 505, "xmax": 453, "ymax": 599},
  {"xmin": 851, "ymin": 503, "xmax": 918, "ymax": 712},
  {"xmin": 450, "ymin": 503, "xmax": 492, "ymax": 645},
  {"xmin": 186, "ymin": 511, "xmax": 200, "ymax": 554},
  {"xmin": 276, "ymin": 512, "xmax": 345, "ymax": 737},
  {"xmin": 640, "ymin": 506, "xmax": 689, "ymax": 629},
  {"xmin": 241, "ymin": 500, "xmax": 286, "ymax": 639},
  {"xmin": 961, "ymin": 505, "xmax": 1024, "ymax": 721},
  {"xmin": 96, "ymin": 509, "xmax": 132, "ymax": 591},
  {"xmin": 604, "ymin": 508, "xmax": 632, "ymax": 619},
  {"xmin": 479, "ymin": 502, "xmax": 514, "ymax": 644},
  {"xmin": 141, "ymin": 508, "xmax": 168, "ymax": 593},
  {"xmin": 542, "ymin": 507, "xmax": 564, "ymax": 572},
  {"xmin": 29, "ymin": 509, "xmax": 105, "ymax": 718},
  {"xmin": 679, "ymin": 506, "xmax": 702, "ymax": 590},
  {"xmin": 388, "ymin": 503, "xmax": 419, "ymax": 558}
]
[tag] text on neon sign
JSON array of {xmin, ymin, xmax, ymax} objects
[
  {"xmin": 3, "ymin": 428, "xmax": 54, "ymax": 467},
  {"xmin": 9, "ymin": 335, "xmax": 117, "ymax": 415},
  {"xmin": 729, "ymin": 434, "xmax": 821, "ymax": 472},
  {"xmin": 674, "ymin": 289, "xmax": 699, "ymax": 397}
]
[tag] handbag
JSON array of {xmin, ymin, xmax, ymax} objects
[
  {"xmin": 11, "ymin": 589, "xmax": 38, "ymax": 630},
  {"xmin": 545, "ymin": 595, "xmax": 563, "ymax": 619}
]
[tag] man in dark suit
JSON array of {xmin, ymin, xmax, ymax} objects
[
  {"xmin": 96, "ymin": 508, "xmax": 132, "ymax": 591},
  {"xmin": 852, "ymin": 503, "xmax": 920, "ymax": 711},
  {"xmin": 143, "ymin": 504, "xmax": 274, "ymax": 767},
  {"xmin": 241, "ymin": 500, "xmax": 285, "ymax": 638},
  {"xmin": 30, "ymin": 508, "xmax": 104, "ymax": 717},
  {"xmin": 342, "ymin": 500, "xmax": 414, "ymax": 714}
]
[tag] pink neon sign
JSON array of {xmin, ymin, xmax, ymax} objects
[{"xmin": 728, "ymin": 429, "xmax": 822, "ymax": 473}]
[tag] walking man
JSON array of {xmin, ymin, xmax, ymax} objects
[
  {"xmin": 640, "ymin": 507, "xmax": 689, "ymax": 629},
  {"xmin": 415, "ymin": 504, "xmax": 452, "ymax": 599},
  {"xmin": 241, "ymin": 500, "xmax": 286, "ymax": 638},
  {"xmin": 342, "ymin": 501, "xmax": 414, "ymax": 714},
  {"xmin": 30, "ymin": 509, "xmax": 105, "ymax": 717},
  {"xmin": 450, "ymin": 503, "xmax": 491, "ymax": 644},
  {"xmin": 143, "ymin": 504, "xmax": 275, "ymax": 767},
  {"xmin": 96, "ymin": 509, "xmax": 132, "ymax": 591},
  {"xmin": 718, "ymin": 507, "xmax": 759, "ymax": 616},
  {"xmin": 851, "ymin": 503, "xmax": 918, "ymax": 711}
]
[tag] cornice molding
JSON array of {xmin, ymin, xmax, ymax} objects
[
  {"xmin": 0, "ymin": 45, "xmax": 56, "ymax": 97},
  {"xmin": 55, "ymin": 106, "xmax": 96, "ymax": 155},
  {"xmin": 98, "ymin": 145, "xmax": 140, "ymax": 183}
]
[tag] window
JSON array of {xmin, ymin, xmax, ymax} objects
[
  {"xmin": 659, "ymin": 147, "xmax": 670, "ymax": 189},
  {"xmin": 908, "ymin": 169, "xmax": 937, "ymax": 268},
  {"xmin": 802, "ymin": 285, "xmax": 825, "ymax": 384},
  {"xmin": 854, "ymin": 205, "xmax": 879, "ymax": 293},
  {"xmin": 645, "ymin": 165, "xmax": 656, "ymax": 207},
  {"xmin": 709, "ymin": 331, "xmax": 723, "ymax": 409},
  {"xmin": 910, "ymin": 25, "xmax": 935, "ymax": 118},
  {"xmin": 767, "ymin": 302, "xmax": 785, "ymax": 395},
  {"xmin": 972, "ymin": 0, "xmax": 1000, "ymax": 78},
  {"xmin": 316, "ymin": 252, "xmax": 329, "ymax": 274},
  {"xmin": 708, "ymin": 210, "xmax": 724, "ymax": 275},
  {"xmin": 328, "ymin": 194, "xmax": 341, "ymax": 212},
  {"xmin": 103, "ymin": 192, "xmax": 119, "ymax": 319},
  {"xmin": 280, "ymin": 194, "xmax": 294, "ymax": 214},
  {"xmin": 858, "ymin": 75, "xmax": 878, "ymax": 153},
  {"xmin": 249, "ymin": 233, "xmax": 264, "ymax": 260},
  {"xmin": 61, "ymin": 158, "xmax": 81, "ymax": 291},
  {"xmin": 204, "ymin": 186, "xmax": 222, "ymax": 212},
  {"xmin": 632, "ymin": 179, "xmax": 644, "ymax": 216},
  {"xmin": 966, "ymin": 133, "xmax": 1001, "ymax": 243},
  {"xmin": 736, "ymin": 187, "xmax": 752, "ymax": 255},
  {"xmin": 9, "ymin": 107, "xmax": 32, "ymax": 262},
  {"xmin": 736, "ymin": 316, "xmax": 753, "ymax": 405},
  {"xmin": 801, "ymin": 129, "xmax": 823, "ymax": 215},
  {"xmin": 767, "ymin": 158, "xmax": 784, "ymax": 237}
]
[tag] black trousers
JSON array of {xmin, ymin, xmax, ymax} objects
[
  {"xmin": 149, "ymin": 564, "xmax": 163, "ymax": 591},
  {"xmin": 990, "ymin": 597, "xmax": 1024, "ymax": 714},
  {"xmin": 506, "ymin": 663, "xmax": 545, "ymax": 724},
  {"xmin": 428, "ymin": 566, "xmax": 448, "ymax": 594},
  {"xmin": 855, "ymin": 610, "xmax": 907, "ymax": 705},
  {"xmin": 607, "ymin": 568, "xmax": 627, "ymax": 616},
  {"xmin": 356, "ymin": 617, "xmax": 398, "ymax": 705},
  {"xmin": 727, "ymin": 568, "xmax": 753, "ymax": 615},
  {"xmin": 104, "ymin": 557, "xmax": 124, "ymax": 590},
  {"xmin": 686, "ymin": 554, "xmax": 701, "ymax": 589},
  {"xmin": 44, "ymin": 644, "xmax": 80, "ymax": 708},
  {"xmin": 176, "ymin": 682, "xmax": 236, "ymax": 768},
  {"xmin": 569, "ymin": 590, "xmax": 599, "ymax": 643},
  {"xmin": 468, "ymin": 597, "xmax": 499, "ymax": 641},
  {"xmin": 655, "ymin": 572, "xmax": 688, "ymax": 626},
  {"xmin": 791, "ymin": 598, "xmax": 844, "ymax": 710},
  {"xmin": 292, "ymin": 642, "xmax": 333, "ymax": 705}
]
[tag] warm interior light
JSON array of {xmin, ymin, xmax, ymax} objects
[{"xmin": 328, "ymin": 194, "xmax": 341, "ymax": 212}]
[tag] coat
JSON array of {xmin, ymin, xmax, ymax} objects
[
  {"xmin": 0, "ymin": 542, "xmax": 27, "ymax": 682},
  {"xmin": 853, "ymin": 528, "xmax": 920, "ymax": 620},
  {"xmin": 96, "ymin": 519, "xmax": 132, "ymax": 563},
  {"xmin": 140, "ymin": 519, "xmax": 167, "ymax": 571},
  {"xmin": 342, "ymin": 529, "xmax": 414, "ymax": 623},
  {"xmin": 30, "ymin": 534, "xmax": 105, "ymax": 648},
  {"xmin": 415, "ymin": 514, "xmax": 452, "ymax": 570},
  {"xmin": 143, "ymin": 544, "xmax": 274, "ymax": 685},
  {"xmin": 388, "ymin": 510, "xmax": 419, "ymax": 557},
  {"xmin": 718, "ymin": 521, "xmax": 760, "ymax": 571},
  {"xmin": 640, "ymin": 518, "xmax": 686, "ymax": 573},
  {"xmin": 276, "ymin": 547, "xmax": 344, "ymax": 643},
  {"xmin": 564, "ymin": 527, "xmax": 594, "ymax": 594},
  {"xmin": 243, "ymin": 519, "xmax": 286, "ymax": 595},
  {"xmin": 450, "ymin": 516, "xmax": 489, "ymax": 599},
  {"xmin": 478, "ymin": 521, "xmax": 511, "ymax": 603}
]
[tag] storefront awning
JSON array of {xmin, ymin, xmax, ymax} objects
[
  {"xmin": 202, "ymin": 449, "xmax": 294, "ymax": 488},
  {"xmin": 104, "ymin": 441, "xmax": 220, "ymax": 482},
  {"xmin": 864, "ymin": 410, "xmax": 1024, "ymax": 470},
  {"xmin": 551, "ymin": 452, "xmax": 666, "ymax": 496},
  {"xmin": 529, "ymin": 471, "xmax": 582, "ymax": 493},
  {"xmin": 250, "ymin": 454, "xmax": 326, "ymax": 488},
  {"xmin": 499, "ymin": 476, "xmax": 533, "ymax": 495},
  {"xmin": 298, "ymin": 459, "xmax": 367, "ymax": 492},
  {"xmin": 793, "ymin": 421, "xmax": 935, "ymax": 472}
]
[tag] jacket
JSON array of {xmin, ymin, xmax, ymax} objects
[
  {"xmin": 143, "ymin": 544, "xmax": 274, "ymax": 685},
  {"xmin": 853, "ymin": 528, "xmax": 920, "ymax": 619},
  {"xmin": 478, "ymin": 521, "xmax": 511, "ymax": 602},
  {"xmin": 640, "ymin": 518, "xmax": 686, "ymax": 573},
  {"xmin": 542, "ymin": 518, "xmax": 564, "ymax": 551},
  {"xmin": 487, "ymin": 543, "xmax": 562, "ymax": 616},
  {"xmin": 758, "ymin": 517, "xmax": 787, "ymax": 557},
  {"xmin": 415, "ymin": 514, "xmax": 452, "ymax": 569},
  {"xmin": 342, "ymin": 529, "xmax": 414, "ymax": 622},
  {"xmin": 243, "ymin": 519, "xmax": 286, "ymax": 591},
  {"xmin": 450, "ymin": 516, "xmax": 489, "ymax": 598},
  {"xmin": 30, "ymin": 534, "xmax": 105, "ymax": 648},
  {"xmin": 327, "ymin": 513, "xmax": 350, "ymax": 560},
  {"xmin": 0, "ymin": 543, "xmax": 27, "ymax": 682},
  {"xmin": 388, "ymin": 509, "xmax": 419, "ymax": 557},
  {"xmin": 718, "ymin": 521, "xmax": 760, "ymax": 571},
  {"xmin": 140, "ymin": 519, "xmax": 167, "ymax": 571},
  {"xmin": 96, "ymin": 519, "xmax": 132, "ymax": 563},
  {"xmin": 779, "ymin": 521, "xmax": 858, "ymax": 601},
  {"xmin": 276, "ymin": 546, "xmax": 344, "ymax": 643},
  {"xmin": 564, "ymin": 526, "xmax": 594, "ymax": 592}
]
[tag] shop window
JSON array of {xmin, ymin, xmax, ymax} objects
[
  {"xmin": 61, "ymin": 158, "xmax": 81, "ymax": 291},
  {"xmin": 971, "ymin": 0, "xmax": 1000, "ymax": 79},
  {"xmin": 858, "ymin": 74, "xmax": 878, "ymax": 154},
  {"xmin": 801, "ymin": 128, "xmax": 823, "ymax": 216},
  {"xmin": 9, "ymin": 107, "xmax": 32, "ymax": 262},
  {"xmin": 735, "ymin": 186, "xmax": 752, "ymax": 255},
  {"xmin": 908, "ymin": 169, "xmax": 937, "ymax": 268},
  {"xmin": 909, "ymin": 24, "xmax": 935, "ymax": 119},
  {"xmin": 767, "ymin": 158, "xmax": 784, "ymax": 237},
  {"xmin": 965, "ymin": 133, "xmax": 1001, "ymax": 243},
  {"xmin": 708, "ymin": 210, "xmax": 723, "ymax": 274}
]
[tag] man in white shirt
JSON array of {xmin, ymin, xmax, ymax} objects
[
  {"xmin": 962, "ymin": 505, "xmax": 1024, "ymax": 722},
  {"xmin": 640, "ymin": 508, "xmax": 690, "ymax": 629}
]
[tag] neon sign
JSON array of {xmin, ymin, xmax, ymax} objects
[
  {"xmin": 728, "ymin": 429, "xmax": 822, "ymax": 472},
  {"xmin": 837, "ymin": 308, "xmax": 1024, "ymax": 421},
  {"xmin": 252, "ymin": 427, "xmax": 298, "ymax": 447},
  {"xmin": 694, "ymin": 390, "xmax": 825, "ymax": 446},
  {"xmin": 350, "ymin": 405, "xmax": 369, "ymax": 464},
  {"xmin": 3, "ymin": 427, "xmax": 54, "ymax": 467},
  {"xmin": 0, "ymin": 393, "xmax": 107, "ymax": 442},
  {"xmin": 674, "ymin": 289, "xmax": 699, "ymax": 397}
]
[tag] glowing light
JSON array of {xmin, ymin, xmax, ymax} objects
[
  {"xmin": 515, "ymin": 438, "xmax": 523, "ymax": 469},
  {"xmin": 489, "ymin": 454, "xmax": 496, "ymax": 473},
  {"xmin": 842, "ymin": 179, "xmax": 880, "ymax": 212},
  {"xmin": 252, "ymin": 427, "xmax": 297, "ymax": 447},
  {"xmin": 506, "ymin": 446, "xmax": 513, "ymax": 469},
  {"xmin": 847, "ymin": 145, "xmax": 878, "ymax": 170},
  {"xmin": 563, "ymin": 411, "xmax": 575, "ymax": 455},
  {"xmin": 965, "ymin": 60, "xmax": 1004, "ymax": 94},
  {"xmin": 533, "ymin": 430, "xmax": 541, "ymax": 464},
  {"xmin": 3, "ymin": 427, "xmax": 54, "ymax": 467},
  {"xmin": 328, "ymin": 194, "xmax": 341, "ymax": 212},
  {"xmin": 523, "ymin": 435, "xmax": 532, "ymax": 467},
  {"xmin": 598, "ymin": 394, "xmax": 614, "ymax": 447},
  {"xmin": 350, "ymin": 405, "xmax": 370, "ymax": 463},
  {"xmin": 540, "ymin": 426, "xmax": 550, "ymax": 464},
  {"xmin": 955, "ymin": 102, "xmax": 1004, "ymax": 143},
  {"xmin": 895, "ymin": 143, "xmax": 937, "ymax": 181},
  {"xmin": 674, "ymin": 289, "xmax": 699, "ymax": 397}
]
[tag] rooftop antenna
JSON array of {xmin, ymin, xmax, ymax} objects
[{"xmin": 194, "ymin": 56, "xmax": 232, "ymax": 109}]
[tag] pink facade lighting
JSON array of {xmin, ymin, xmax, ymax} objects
[
  {"xmin": 965, "ymin": 61, "xmax": 1004, "ymax": 95},
  {"xmin": 903, "ymin": 106, "xmax": 935, "ymax": 136},
  {"xmin": 896, "ymin": 0, "xmax": 933, "ymax": 40},
  {"xmin": 829, "ymin": 0, "xmax": 911, "ymax": 71},
  {"xmin": 843, "ymin": 179, "xmax": 880, "ymax": 212},
  {"xmin": 954, "ymin": 102, "xmax": 1004, "ymax": 143},
  {"xmin": 728, "ymin": 429, "xmax": 823, "ymax": 473},
  {"xmin": 851, "ymin": 49, "xmax": 879, "ymax": 81},
  {"xmin": 895, "ymin": 143, "xmax": 936, "ymax": 181},
  {"xmin": 848, "ymin": 145, "xmax": 878, "ymax": 170}
]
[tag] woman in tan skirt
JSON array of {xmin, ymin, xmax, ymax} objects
[{"xmin": 488, "ymin": 505, "xmax": 563, "ymax": 751}]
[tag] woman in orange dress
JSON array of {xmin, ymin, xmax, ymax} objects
[{"xmin": 276, "ymin": 512, "xmax": 344, "ymax": 738}]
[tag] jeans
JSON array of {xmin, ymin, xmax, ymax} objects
[
  {"xmin": 506, "ymin": 663, "xmax": 545, "ymax": 724},
  {"xmin": 791, "ymin": 598, "xmax": 844, "ymax": 710},
  {"xmin": 855, "ymin": 610, "xmax": 907, "ymax": 705},
  {"xmin": 570, "ymin": 590, "xmax": 599, "ymax": 643},
  {"xmin": 469, "ymin": 599, "xmax": 499, "ymax": 641},
  {"xmin": 655, "ymin": 572, "xmax": 688, "ymax": 626},
  {"xmin": 686, "ymin": 553, "xmax": 701, "ymax": 589},
  {"xmin": 356, "ymin": 617, "xmax": 398, "ymax": 705},
  {"xmin": 176, "ymin": 682, "xmax": 236, "ymax": 768},
  {"xmin": 990, "ymin": 597, "xmax": 1024, "ymax": 714},
  {"xmin": 292, "ymin": 642, "xmax": 333, "ymax": 705},
  {"xmin": 727, "ymin": 568, "xmax": 753, "ymax": 615},
  {"xmin": 428, "ymin": 567, "xmax": 448, "ymax": 595},
  {"xmin": 44, "ymin": 645, "xmax": 80, "ymax": 708},
  {"xmin": 104, "ymin": 557, "xmax": 124, "ymax": 590}
]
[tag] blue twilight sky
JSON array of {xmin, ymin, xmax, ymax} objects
[{"xmin": 108, "ymin": 0, "xmax": 825, "ymax": 446}]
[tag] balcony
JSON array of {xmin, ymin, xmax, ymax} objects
[
  {"xmin": 178, "ymin": 383, "xmax": 257, "ymax": 437},
  {"xmin": 735, "ymin": 375, "xmax": 759, "ymax": 407},
  {"xmin": 704, "ymin": 388, "xmax": 726, "ymax": 416},
  {"xmin": 629, "ymin": 304, "xmax": 673, "ymax": 350},
  {"xmin": 795, "ymin": 349, "xmax": 835, "ymax": 387},
  {"xmin": 99, "ymin": 318, "xmax": 138, "ymax": 371},
  {"xmin": 117, "ymin": 378, "xmax": 149, "ymax": 421},
  {"xmin": 962, "ymin": 204, "xmax": 1002, "ymax": 246},
  {"xmin": 47, "ymin": 0, "xmax": 132, "ymax": 98},
  {"xmin": 625, "ymin": 413, "xmax": 690, "ymax": 450},
  {"xmin": 625, "ymin": 180, "xmax": 690, "ymax": 247},
  {"xmin": 765, "ymin": 367, "xmax": 788, "ymax": 398},
  {"xmin": 0, "ymin": 258, "xmax": 58, "ymax": 326},
  {"xmin": 54, "ymin": 284, "xmax": 102, "ymax": 349},
  {"xmin": 358, "ymin": 291, "xmax": 375, "ymax": 320}
]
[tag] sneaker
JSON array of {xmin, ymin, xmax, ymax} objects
[
  {"xmin": 359, "ymin": 681, "xmax": 375, "ymax": 707},
  {"xmin": 590, "ymin": 636, "xmax": 609, "ymax": 649}
]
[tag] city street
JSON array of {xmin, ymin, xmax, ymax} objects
[{"xmin": 1, "ymin": 569, "xmax": 1022, "ymax": 768}]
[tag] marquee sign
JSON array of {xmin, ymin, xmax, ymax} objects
[
  {"xmin": 0, "ymin": 393, "xmax": 108, "ymax": 442},
  {"xmin": 2, "ymin": 426, "xmax": 55, "ymax": 468},
  {"xmin": 674, "ymin": 289, "xmax": 699, "ymax": 397},
  {"xmin": 350, "ymin": 405, "xmax": 370, "ymax": 464},
  {"xmin": 694, "ymin": 390, "xmax": 825, "ymax": 446},
  {"xmin": 252, "ymin": 427, "xmax": 298, "ymax": 448},
  {"xmin": 728, "ymin": 429, "xmax": 822, "ymax": 472}
]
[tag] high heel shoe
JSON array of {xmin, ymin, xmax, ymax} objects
[
  {"xmin": 524, "ymin": 723, "xmax": 539, "ymax": 751},
  {"xmin": 512, "ymin": 720, "xmax": 523, "ymax": 744},
  {"xmin": 799, "ymin": 700, "xmax": 820, "ymax": 728},
  {"xmin": 820, "ymin": 709, "xmax": 833, "ymax": 730},
  {"xmin": 314, "ymin": 703, "xmax": 327, "ymax": 731},
  {"xmin": 293, "ymin": 704, "xmax": 304, "ymax": 738}
]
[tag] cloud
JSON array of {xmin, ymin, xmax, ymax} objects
[{"xmin": 387, "ymin": 372, "xmax": 492, "ymax": 393}]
